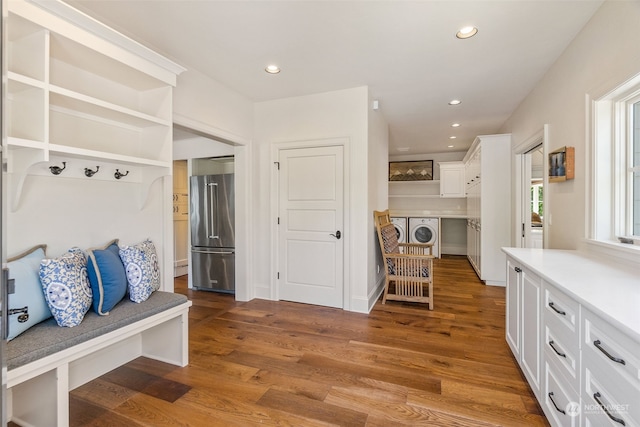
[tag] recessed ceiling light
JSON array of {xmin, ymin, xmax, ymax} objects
[
  {"xmin": 448, "ymin": 99, "xmax": 462, "ymax": 105},
  {"xmin": 449, "ymin": 136, "xmax": 457, "ymax": 139},
  {"xmin": 397, "ymin": 147, "xmax": 410, "ymax": 152},
  {"xmin": 448, "ymin": 145, "xmax": 455, "ymax": 148},
  {"xmin": 456, "ymin": 26, "xmax": 478, "ymax": 39},
  {"xmin": 265, "ymin": 64, "xmax": 281, "ymax": 74},
  {"xmin": 451, "ymin": 123, "xmax": 461, "ymax": 127}
]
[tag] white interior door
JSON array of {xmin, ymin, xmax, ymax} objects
[{"xmin": 278, "ymin": 145, "xmax": 344, "ymax": 308}]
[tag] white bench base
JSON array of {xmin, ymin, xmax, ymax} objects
[{"xmin": 7, "ymin": 300, "xmax": 192, "ymax": 427}]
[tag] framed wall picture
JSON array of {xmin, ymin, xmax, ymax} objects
[
  {"xmin": 389, "ymin": 160, "xmax": 433, "ymax": 181},
  {"xmin": 548, "ymin": 146, "xmax": 575, "ymax": 182}
]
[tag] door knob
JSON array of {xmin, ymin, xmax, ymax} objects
[{"xmin": 330, "ymin": 230, "xmax": 342, "ymax": 240}]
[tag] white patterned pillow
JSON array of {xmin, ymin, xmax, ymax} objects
[
  {"xmin": 118, "ymin": 239, "xmax": 160, "ymax": 303},
  {"xmin": 39, "ymin": 247, "xmax": 92, "ymax": 327}
]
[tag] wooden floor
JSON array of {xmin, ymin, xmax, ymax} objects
[{"xmin": 67, "ymin": 256, "xmax": 548, "ymax": 426}]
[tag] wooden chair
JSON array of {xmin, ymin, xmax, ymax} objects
[{"xmin": 374, "ymin": 210, "xmax": 434, "ymax": 309}]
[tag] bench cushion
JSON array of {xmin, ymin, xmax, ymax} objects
[{"xmin": 7, "ymin": 291, "xmax": 188, "ymax": 370}]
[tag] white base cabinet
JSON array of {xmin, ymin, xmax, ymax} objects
[
  {"xmin": 504, "ymin": 248, "xmax": 640, "ymax": 427},
  {"xmin": 505, "ymin": 258, "xmax": 541, "ymax": 399}
]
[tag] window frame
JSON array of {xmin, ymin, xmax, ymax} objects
[{"xmin": 589, "ymin": 72, "xmax": 640, "ymax": 257}]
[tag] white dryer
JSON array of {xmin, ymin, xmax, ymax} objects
[
  {"xmin": 408, "ymin": 217, "xmax": 440, "ymax": 257},
  {"xmin": 390, "ymin": 217, "xmax": 407, "ymax": 243}
]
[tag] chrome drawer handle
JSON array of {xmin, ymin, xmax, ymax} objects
[
  {"xmin": 548, "ymin": 392, "xmax": 566, "ymax": 414},
  {"xmin": 549, "ymin": 301, "xmax": 566, "ymax": 316},
  {"xmin": 594, "ymin": 340, "xmax": 626, "ymax": 365},
  {"xmin": 593, "ymin": 392, "xmax": 626, "ymax": 425},
  {"xmin": 549, "ymin": 340, "xmax": 566, "ymax": 358}
]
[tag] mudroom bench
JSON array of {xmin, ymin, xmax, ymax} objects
[{"xmin": 6, "ymin": 291, "xmax": 192, "ymax": 427}]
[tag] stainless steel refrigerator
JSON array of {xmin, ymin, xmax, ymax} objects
[{"xmin": 190, "ymin": 174, "xmax": 235, "ymax": 293}]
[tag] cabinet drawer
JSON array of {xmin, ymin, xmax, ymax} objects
[
  {"xmin": 544, "ymin": 362, "xmax": 580, "ymax": 427},
  {"xmin": 544, "ymin": 283, "xmax": 579, "ymax": 342},
  {"xmin": 544, "ymin": 324, "xmax": 579, "ymax": 391},
  {"xmin": 582, "ymin": 364, "xmax": 639, "ymax": 427},
  {"xmin": 583, "ymin": 308, "xmax": 640, "ymax": 391}
]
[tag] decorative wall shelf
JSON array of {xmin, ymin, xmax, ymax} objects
[{"xmin": 548, "ymin": 146, "xmax": 575, "ymax": 183}]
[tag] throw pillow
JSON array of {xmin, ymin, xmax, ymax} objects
[
  {"xmin": 6, "ymin": 245, "xmax": 52, "ymax": 340},
  {"xmin": 39, "ymin": 247, "xmax": 92, "ymax": 327},
  {"xmin": 87, "ymin": 239, "xmax": 127, "ymax": 315},
  {"xmin": 119, "ymin": 239, "xmax": 160, "ymax": 303}
]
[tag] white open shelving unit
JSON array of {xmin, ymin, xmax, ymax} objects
[{"xmin": 5, "ymin": 2, "xmax": 184, "ymax": 211}]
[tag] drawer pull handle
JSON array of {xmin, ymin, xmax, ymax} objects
[
  {"xmin": 593, "ymin": 392, "xmax": 626, "ymax": 425},
  {"xmin": 548, "ymin": 392, "xmax": 566, "ymax": 414},
  {"xmin": 549, "ymin": 340, "xmax": 566, "ymax": 358},
  {"xmin": 593, "ymin": 340, "xmax": 626, "ymax": 365},
  {"xmin": 549, "ymin": 301, "xmax": 566, "ymax": 316}
]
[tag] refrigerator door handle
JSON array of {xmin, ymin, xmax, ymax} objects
[
  {"xmin": 192, "ymin": 249, "xmax": 235, "ymax": 255},
  {"xmin": 207, "ymin": 182, "xmax": 219, "ymax": 239}
]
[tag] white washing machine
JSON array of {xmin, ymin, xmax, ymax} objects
[
  {"xmin": 409, "ymin": 217, "xmax": 440, "ymax": 257},
  {"xmin": 390, "ymin": 217, "xmax": 407, "ymax": 243}
]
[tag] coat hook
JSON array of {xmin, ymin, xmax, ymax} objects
[
  {"xmin": 84, "ymin": 166, "xmax": 100, "ymax": 177},
  {"xmin": 114, "ymin": 169, "xmax": 129, "ymax": 180},
  {"xmin": 49, "ymin": 161, "xmax": 66, "ymax": 175}
]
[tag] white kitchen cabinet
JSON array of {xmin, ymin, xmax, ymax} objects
[
  {"xmin": 502, "ymin": 248, "xmax": 640, "ymax": 427},
  {"xmin": 506, "ymin": 258, "xmax": 522, "ymax": 359},
  {"xmin": 464, "ymin": 134, "xmax": 511, "ymax": 286},
  {"xmin": 582, "ymin": 308, "xmax": 640, "ymax": 427},
  {"xmin": 505, "ymin": 257, "xmax": 542, "ymax": 399},
  {"xmin": 438, "ymin": 162, "xmax": 465, "ymax": 198}
]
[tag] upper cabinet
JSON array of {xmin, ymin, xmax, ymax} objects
[
  {"xmin": 438, "ymin": 162, "xmax": 465, "ymax": 198},
  {"xmin": 5, "ymin": 0, "xmax": 186, "ymax": 210}
]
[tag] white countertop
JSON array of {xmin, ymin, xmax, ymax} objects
[{"xmin": 502, "ymin": 247, "xmax": 640, "ymax": 342}]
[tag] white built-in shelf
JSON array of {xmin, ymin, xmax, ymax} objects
[
  {"xmin": 5, "ymin": 1, "xmax": 182, "ymax": 213},
  {"xmin": 49, "ymin": 86, "xmax": 170, "ymax": 128}
]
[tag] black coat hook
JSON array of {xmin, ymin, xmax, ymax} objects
[
  {"xmin": 49, "ymin": 162, "xmax": 66, "ymax": 175},
  {"xmin": 84, "ymin": 166, "xmax": 100, "ymax": 177},
  {"xmin": 114, "ymin": 169, "xmax": 129, "ymax": 180}
]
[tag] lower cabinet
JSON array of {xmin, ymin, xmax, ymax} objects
[
  {"xmin": 505, "ymin": 257, "xmax": 541, "ymax": 399},
  {"xmin": 505, "ymin": 253, "xmax": 640, "ymax": 427}
]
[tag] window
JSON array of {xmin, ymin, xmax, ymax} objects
[
  {"xmin": 592, "ymin": 73, "xmax": 640, "ymax": 248},
  {"xmin": 531, "ymin": 183, "xmax": 543, "ymax": 217}
]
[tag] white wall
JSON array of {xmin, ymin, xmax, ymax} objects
[
  {"xmin": 253, "ymin": 86, "xmax": 377, "ymax": 312},
  {"xmin": 171, "ymin": 66, "xmax": 254, "ymax": 300},
  {"xmin": 500, "ymin": 0, "xmax": 640, "ymax": 249},
  {"xmin": 368, "ymin": 96, "xmax": 390, "ymax": 306}
]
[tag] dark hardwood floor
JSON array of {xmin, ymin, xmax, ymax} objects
[{"xmin": 67, "ymin": 255, "xmax": 548, "ymax": 426}]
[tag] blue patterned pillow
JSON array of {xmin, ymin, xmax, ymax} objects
[
  {"xmin": 87, "ymin": 240, "xmax": 127, "ymax": 315},
  {"xmin": 118, "ymin": 239, "xmax": 160, "ymax": 303},
  {"xmin": 7, "ymin": 245, "xmax": 52, "ymax": 340},
  {"xmin": 39, "ymin": 248, "xmax": 92, "ymax": 327}
]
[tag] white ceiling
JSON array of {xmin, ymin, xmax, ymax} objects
[{"xmin": 66, "ymin": 0, "xmax": 603, "ymax": 155}]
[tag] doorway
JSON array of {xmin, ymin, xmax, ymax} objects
[{"xmin": 514, "ymin": 126, "xmax": 548, "ymax": 248}]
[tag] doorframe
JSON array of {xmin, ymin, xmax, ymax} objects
[
  {"xmin": 270, "ymin": 137, "xmax": 350, "ymax": 308},
  {"xmin": 513, "ymin": 125, "xmax": 549, "ymax": 248},
  {"xmin": 172, "ymin": 114, "xmax": 252, "ymax": 302}
]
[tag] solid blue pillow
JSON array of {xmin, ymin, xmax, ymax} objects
[
  {"xmin": 7, "ymin": 245, "xmax": 52, "ymax": 340},
  {"xmin": 87, "ymin": 241, "xmax": 127, "ymax": 315}
]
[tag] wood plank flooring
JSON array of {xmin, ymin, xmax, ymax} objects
[{"xmin": 66, "ymin": 255, "xmax": 548, "ymax": 426}]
